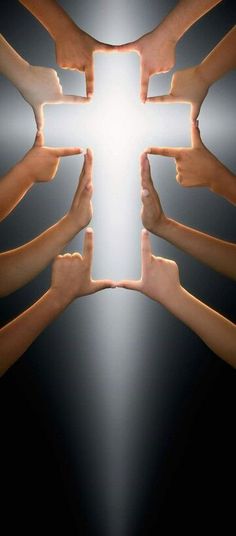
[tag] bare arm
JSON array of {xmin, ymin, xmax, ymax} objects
[
  {"xmin": 0, "ymin": 149, "xmax": 93, "ymax": 296},
  {"xmin": 116, "ymin": 230, "xmax": 236, "ymax": 368},
  {"xmin": 0, "ymin": 229, "xmax": 114, "ymax": 377},
  {"xmin": 140, "ymin": 153, "xmax": 236, "ymax": 280},
  {"xmin": 198, "ymin": 25, "xmax": 236, "ymax": 86}
]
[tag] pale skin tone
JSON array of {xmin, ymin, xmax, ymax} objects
[
  {"xmin": 116, "ymin": 230, "xmax": 236, "ymax": 368},
  {"xmin": 19, "ymin": 0, "xmax": 117, "ymax": 99},
  {"xmin": 117, "ymin": 0, "xmax": 222, "ymax": 102},
  {"xmin": 0, "ymin": 131, "xmax": 85, "ymax": 222},
  {"xmin": 140, "ymin": 152, "xmax": 236, "ymax": 280},
  {"xmin": 146, "ymin": 122, "xmax": 236, "ymax": 204},
  {"xmin": 0, "ymin": 33, "xmax": 89, "ymax": 130},
  {"xmin": 0, "ymin": 146, "xmax": 94, "ymax": 297},
  {"xmin": 0, "ymin": 228, "xmax": 115, "ymax": 377},
  {"xmin": 146, "ymin": 26, "xmax": 236, "ymax": 120}
]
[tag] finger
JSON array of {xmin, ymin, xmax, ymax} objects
[
  {"xmin": 92, "ymin": 279, "xmax": 116, "ymax": 292},
  {"xmin": 83, "ymin": 227, "xmax": 94, "ymax": 266},
  {"xmin": 33, "ymin": 104, "xmax": 44, "ymax": 131},
  {"xmin": 141, "ymin": 189, "xmax": 154, "ymax": 206},
  {"xmin": 145, "ymin": 146, "xmax": 180, "ymax": 158},
  {"xmin": 191, "ymin": 120, "xmax": 203, "ymax": 148},
  {"xmin": 115, "ymin": 41, "xmax": 139, "ymax": 53},
  {"xmin": 61, "ymin": 94, "xmax": 91, "ymax": 104},
  {"xmin": 141, "ymin": 229, "xmax": 152, "ymax": 266},
  {"xmin": 140, "ymin": 67, "xmax": 149, "ymax": 103},
  {"xmin": 53, "ymin": 146, "xmax": 84, "ymax": 157},
  {"xmin": 141, "ymin": 153, "xmax": 151, "ymax": 181},
  {"xmin": 33, "ymin": 130, "xmax": 44, "ymax": 147},
  {"xmin": 146, "ymin": 95, "xmax": 176, "ymax": 104},
  {"xmin": 96, "ymin": 42, "xmax": 118, "ymax": 53},
  {"xmin": 84, "ymin": 147, "xmax": 93, "ymax": 178},
  {"xmin": 191, "ymin": 102, "xmax": 201, "ymax": 121},
  {"xmin": 115, "ymin": 280, "xmax": 141, "ymax": 291},
  {"xmin": 85, "ymin": 63, "xmax": 95, "ymax": 98}
]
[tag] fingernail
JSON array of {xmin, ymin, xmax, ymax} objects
[
  {"xmin": 87, "ymin": 93, "xmax": 93, "ymax": 99},
  {"xmin": 142, "ymin": 189, "xmax": 150, "ymax": 197},
  {"xmin": 86, "ymin": 227, "xmax": 93, "ymax": 233}
]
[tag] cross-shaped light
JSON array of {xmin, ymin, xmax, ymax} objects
[{"xmin": 45, "ymin": 53, "xmax": 190, "ymax": 280}]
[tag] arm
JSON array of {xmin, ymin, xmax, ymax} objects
[
  {"xmin": 146, "ymin": 122, "xmax": 236, "ymax": 205},
  {"xmin": 0, "ymin": 228, "xmax": 115, "ymax": 377},
  {"xmin": 0, "ymin": 131, "xmax": 83, "ymax": 222},
  {"xmin": 116, "ymin": 230, "xmax": 236, "ymax": 368},
  {"xmin": 140, "ymin": 153, "xmax": 236, "ymax": 280},
  {"xmin": 0, "ymin": 33, "xmax": 87, "ymax": 130},
  {"xmin": 19, "ymin": 0, "xmax": 116, "ymax": 98},
  {"xmin": 147, "ymin": 26, "xmax": 236, "ymax": 119},
  {"xmin": 0, "ymin": 149, "xmax": 93, "ymax": 296},
  {"xmin": 117, "ymin": 0, "xmax": 222, "ymax": 101}
]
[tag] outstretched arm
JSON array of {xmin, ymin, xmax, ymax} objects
[
  {"xmin": 0, "ymin": 149, "xmax": 93, "ymax": 296},
  {"xmin": 140, "ymin": 153, "xmax": 236, "ymax": 280},
  {"xmin": 146, "ymin": 122, "xmax": 236, "ymax": 204},
  {"xmin": 19, "ymin": 0, "xmax": 116, "ymax": 98},
  {"xmin": 117, "ymin": 0, "xmax": 222, "ymax": 102},
  {"xmin": 0, "ymin": 131, "xmax": 83, "ymax": 222},
  {"xmin": 116, "ymin": 230, "xmax": 236, "ymax": 368},
  {"xmin": 0, "ymin": 228, "xmax": 115, "ymax": 377},
  {"xmin": 0, "ymin": 33, "xmax": 88, "ymax": 130},
  {"xmin": 147, "ymin": 26, "xmax": 236, "ymax": 120}
]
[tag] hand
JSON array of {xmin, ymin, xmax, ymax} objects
[
  {"xmin": 146, "ymin": 66, "xmax": 209, "ymax": 120},
  {"xmin": 20, "ymin": 131, "xmax": 83, "ymax": 183},
  {"xmin": 66, "ymin": 148, "xmax": 93, "ymax": 232},
  {"xmin": 147, "ymin": 122, "xmax": 231, "ymax": 189},
  {"xmin": 116, "ymin": 229, "xmax": 181, "ymax": 307},
  {"xmin": 117, "ymin": 26, "xmax": 176, "ymax": 102},
  {"xmin": 55, "ymin": 24, "xmax": 116, "ymax": 98},
  {"xmin": 17, "ymin": 64, "xmax": 89, "ymax": 130},
  {"xmin": 140, "ymin": 152, "xmax": 167, "ymax": 234},
  {"xmin": 50, "ymin": 228, "xmax": 115, "ymax": 305}
]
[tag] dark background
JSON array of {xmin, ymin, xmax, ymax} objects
[{"xmin": 0, "ymin": 1, "xmax": 235, "ymax": 534}]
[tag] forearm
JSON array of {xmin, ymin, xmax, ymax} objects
[
  {"xmin": 0, "ymin": 214, "xmax": 78, "ymax": 296},
  {"xmin": 156, "ymin": 217, "xmax": 236, "ymax": 280},
  {"xmin": 157, "ymin": 0, "xmax": 222, "ymax": 41},
  {"xmin": 165, "ymin": 286, "xmax": 236, "ymax": 367},
  {"xmin": 19, "ymin": 0, "xmax": 75, "ymax": 40},
  {"xmin": 0, "ymin": 161, "xmax": 34, "ymax": 222},
  {"xmin": 0, "ymin": 33, "xmax": 29, "ymax": 86},
  {"xmin": 0, "ymin": 288, "xmax": 68, "ymax": 376},
  {"xmin": 211, "ymin": 168, "xmax": 236, "ymax": 204},
  {"xmin": 198, "ymin": 26, "xmax": 236, "ymax": 86}
]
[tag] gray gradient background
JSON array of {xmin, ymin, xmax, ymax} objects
[{"xmin": 0, "ymin": 1, "xmax": 235, "ymax": 535}]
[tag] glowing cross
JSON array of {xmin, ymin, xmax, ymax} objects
[{"xmin": 45, "ymin": 54, "xmax": 189, "ymax": 280}]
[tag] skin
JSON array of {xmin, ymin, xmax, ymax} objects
[
  {"xmin": 140, "ymin": 152, "xmax": 236, "ymax": 280},
  {"xmin": 146, "ymin": 122, "xmax": 236, "ymax": 204},
  {"xmin": 146, "ymin": 26, "xmax": 236, "ymax": 120},
  {"xmin": 0, "ymin": 131, "xmax": 84, "ymax": 222},
  {"xmin": 116, "ymin": 230, "xmax": 236, "ymax": 368},
  {"xmin": 19, "ymin": 0, "xmax": 117, "ymax": 99},
  {"xmin": 0, "ymin": 147, "xmax": 94, "ymax": 297},
  {"xmin": 0, "ymin": 228, "xmax": 115, "ymax": 377},
  {"xmin": 0, "ymin": 33, "xmax": 89, "ymax": 130},
  {"xmin": 117, "ymin": 0, "xmax": 222, "ymax": 102}
]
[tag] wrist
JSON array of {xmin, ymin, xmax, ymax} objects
[
  {"xmin": 196, "ymin": 62, "xmax": 212, "ymax": 89},
  {"xmin": 153, "ymin": 20, "xmax": 179, "ymax": 44},
  {"xmin": 161, "ymin": 284, "xmax": 187, "ymax": 313},
  {"xmin": 153, "ymin": 215, "xmax": 172, "ymax": 238},
  {"xmin": 210, "ymin": 167, "xmax": 236, "ymax": 196},
  {"xmin": 51, "ymin": 17, "xmax": 78, "ymax": 41},
  {"xmin": 12, "ymin": 160, "xmax": 35, "ymax": 189},
  {"xmin": 46, "ymin": 287, "xmax": 73, "ymax": 311},
  {"xmin": 63, "ymin": 211, "xmax": 83, "ymax": 236}
]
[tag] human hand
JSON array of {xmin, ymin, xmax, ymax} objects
[
  {"xmin": 50, "ymin": 228, "xmax": 115, "ymax": 306},
  {"xmin": 140, "ymin": 152, "xmax": 168, "ymax": 234},
  {"xmin": 117, "ymin": 26, "xmax": 176, "ymax": 102},
  {"xmin": 66, "ymin": 148, "xmax": 93, "ymax": 233},
  {"xmin": 146, "ymin": 66, "xmax": 209, "ymax": 120},
  {"xmin": 116, "ymin": 230, "xmax": 181, "ymax": 307},
  {"xmin": 55, "ymin": 24, "xmax": 116, "ymax": 98},
  {"xmin": 147, "ymin": 122, "xmax": 231, "ymax": 189},
  {"xmin": 19, "ymin": 131, "xmax": 83, "ymax": 183},
  {"xmin": 17, "ymin": 64, "xmax": 89, "ymax": 130}
]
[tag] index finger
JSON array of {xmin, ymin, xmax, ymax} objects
[
  {"xmin": 83, "ymin": 227, "xmax": 94, "ymax": 267},
  {"xmin": 141, "ymin": 229, "xmax": 152, "ymax": 267},
  {"xmin": 53, "ymin": 147, "xmax": 84, "ymax": 157},
  {"xmin": 146, "ymin": 146, "xmax": 180, "ymax": 158},
  {"xmin": 85, "ymin": 63, "xmax": 95, "ymax": 98},
  {"xmin": 61, "ymin": 95, "xmax": 91, "ymax": 104},
  {"xmin": 140, "ymin": 65, "xmax": 149, "ymax": 103}
]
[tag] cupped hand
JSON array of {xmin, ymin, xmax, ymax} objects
[
  {"xmin": 20, "ymin": 130, "xmax": 83, "ymax": 183},
  {"xmin": 146, "ymin": 66, "xmax": 209, "ymax": 120},
  {"xmin": 117, "ymin": 26, "xmax": 176, "ymax": 102},
  {"xmin": 51, "ymin": 228, "xmax": 115, "ymax": 305},
  {"xmin": 116, "ymin": 229, "xmax": 181, "ymax": 307}
]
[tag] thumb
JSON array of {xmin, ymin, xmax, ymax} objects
[
  {"xmin": 115, "ymin": 41, "xmax": 139, "ymax": 53},
  {"xmin": 33, "ymin": 130, "xmax": 44, "ymax": 147},
  {"xmin": 61, "ymin": 94, "xmax": 91, "ymax": 104},
  {"xmin": 92, "ymin": 279, "xmax": 116, "ymax": 292},
  {"xmin": 191, "ymin": 102, "xmax": 201, "ymax": 121},
  {"xmin": 33, "ymin": 104, "xmax": 44, "ymax": 131},
  {"xmin": 191, "ymin": 121, "xmax": 203, "ymax": 148},
  {"xmin": 146, "ymin": 94, "xmax": 176, "ymax": 104},
  {"xmin": 116, "ymin": 279, "xmax": 141, "ymax": 291}
]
